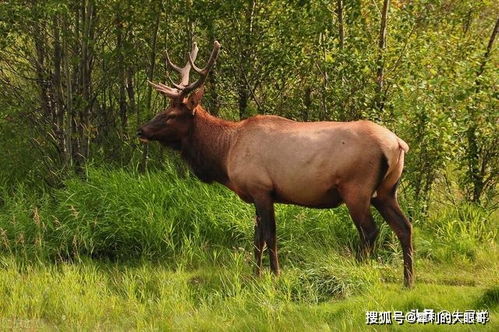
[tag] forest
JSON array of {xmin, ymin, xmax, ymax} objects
[{"xmin": 0, "ymin": 0, "xmax": 497, "ymax": 330}]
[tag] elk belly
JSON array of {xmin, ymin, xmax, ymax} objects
[
  {"xmin": 267, "ymin": 159, "xmax": 344, "ymax": 208},
  {"xmin": 272, "ymin": 184, "xmax": 343, "ymax": 209}
]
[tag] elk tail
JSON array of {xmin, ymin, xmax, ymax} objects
[
  {"xmin": 397, "ymin": 137, "xmax": 409, "ymax": 153},
  {"xmin": 374, "ymin": 136, "xmax": 409, "ymax": 198}
]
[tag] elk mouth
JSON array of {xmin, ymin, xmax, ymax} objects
[{"xmin": 137, "ymin": 128, "xmax": 150, "ymax": 143}]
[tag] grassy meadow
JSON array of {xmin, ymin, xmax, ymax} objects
[{"xmin": 0, "ymin": 165, "xmax": 497, "ymax": 330}]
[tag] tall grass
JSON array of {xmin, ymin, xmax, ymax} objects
[
  {"xmin": 0, "ymin": 165, "xmax": 497, "ymax": 330},
  {"xmin": 1, "ymin": 165, "xmax": 248, "ymax": 263},
  {"xmin": 1, "ymin": 165, "xmax": 497, "ymax": 266},
  {"xmin": 0, "ymin": 165, "xmax": 380, "ymax": 265}
]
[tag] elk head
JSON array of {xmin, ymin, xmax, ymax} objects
[{"xmin": 137, "ymin": 41, "xmax": 221, "ymax": 149}]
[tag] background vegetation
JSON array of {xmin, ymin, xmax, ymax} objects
[{"xmin": 0, "ymin": 0, "xmax": 497, "ymax": 330}]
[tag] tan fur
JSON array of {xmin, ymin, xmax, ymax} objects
[{"xmin": 218, "ymin": 115, "xmax": 406, "ymax": 207}]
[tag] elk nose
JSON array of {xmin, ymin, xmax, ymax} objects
[{"xmin": 136, "ymin": 128, "xmax": 144, "ymax": 137}]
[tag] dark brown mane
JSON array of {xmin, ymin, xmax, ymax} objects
[{"xmin": 181, "ymin": 107, "xmax": 237, "ymax": 184}]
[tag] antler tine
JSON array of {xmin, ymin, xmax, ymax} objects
[
  {"xmin": 150, "ymin": 41, "xmax": 220, "ymax": 99},
  {"xmin": 169, "ymin": 77, "xmax": 185, "ymax": 90},
  {"xmin": 179, "ymin": 42, "xmax": 199, "ymax": 86},
  {"xmin": 147, "ymin": 80, "xmax": 182, "ymax": 98},
  {"xmin": 188, "ymin": 52, "xmax": 202, "ymax": 74},
  {"xmin": 162, "ymin": 43, "xmax": 199, "ymax": 90},
  {"xmin": 188, "ymin": 40, "xmax": 221, "ymax": 75},
  {"xmin": 182, "ymin": 41, "xmax": 221, "ymax": 94},
  {"xmin": 165, "ymin": 49, "xmax": 183, "ymax": 73},
  {"xmin": 188, "ymin": 42, "xmax": 199, "ymax": 64}
]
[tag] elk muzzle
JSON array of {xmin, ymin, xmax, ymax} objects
[{"xmin": 136, "ymin": 127, "xmax": 150, "ymax": 143}]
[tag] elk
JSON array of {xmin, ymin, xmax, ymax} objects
[{"xmin": 138, "ymin": 41, "xmax": 414, "ymax": 287}]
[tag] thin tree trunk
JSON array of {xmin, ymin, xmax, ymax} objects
[
  {"xmin": 125, "ymin": 68, "xmax": 136, "ymax": 162},
  {"xmin": 33, "ymin": 27, "xmax": 51, "ymax": 119},
  {"xmin": 73, "ymin": 0, "xmax": 95, "ymax": 171},
  {"xmin": 116, "ymin": 9, "xmax": 127, "ymax": 139},
  {"xmin": 62, "ymin": 15, "xmax": 73, "ymax": 166},
  {"xmin": 238, "ymin": 85, "xmax": 249, "ymax": 119},
  {"xmin": 71, "ymin": 2, "xmax": 82, "ymax": 170},
  {"xmin": 207, "ymin": 23, "xmax": 220, "ymax": 116},
  {"xmin": 467, "ymin": 18, "xmax": 498, "ymax": 203},
  {"xmin": 463, "ymin": 9, "xmax": 473, "ymax": 35},
  {"xmin": 238, "ymin": 0, "xmax": 256, "ymax": 119},
  {"xmin": 375, "ymin": 0, "xmax": 390, "ymax": 114},
  {"xmin": 186, "ymin": 0, "xmax": 194, "ymax": 49},
  {"xmin": 126, "ymin": 70, "xmax": 136, "ymax": 131},
  {"xmin": 140, "ymin": 5, "xmax": 161, "ymax": 173},
  {"xmin": 337, "ymin": 0, "xmax": 344, "ymax": 49},
  {"xmin": 336, "ymin": 0, "xmax": 345, "ymax": 114},
  {"xmin": 302, "ymin": 87, "xmax": 311, "ymax": 121},
  {"xmin": 52, "ymin": 17, "xmax": 66, "ymax": 165},
  {"xmin": 318, "ymin": 32, "xmax": 328, "ymax": 120},
  {"xmin": 476, "ymin": 18, "xmax": 498, "ymax": 84},
  {"xmin": 144, "ymin": 8, "xmax": 160, "ymax": 125},
  {"xmin": 81, "ymin": 0, "xmax": 94, "ymax": 162}
]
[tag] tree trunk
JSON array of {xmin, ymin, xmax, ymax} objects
[
  {"xmin": 33, "ymin": 27, "xmax": 51, "ymax": 120},
  {"xmin": 337, "ymin": 0, "xmax": 344, "ymax": 49},
  {"xmin": 302, "ymin": 87, "xmax": 311, "ymax": 121},
  {"xmin": 140, "ymin": 5, "xmax": 161, "ymax": 173},
  {"xmin": 116, "ymin": 9, "xmax": 128, "ymax": 140},
  {"xmin": 375, "ymin": 0, "xmax": 390, "ymax": 114},
  {"xmin": 238, "ymin": 85, "xmax": 249, "ymax": 119},
  {"xmin": 238, "ymin": 0, "xmax": 256, "ymax": 119},
  {"xmin": 207, "ymin": 22, "xmax": 220, "ymax": 116},
  {"xmin": 73, "ymin": 0, "xmax": 95, "ymax": 172},
  {"xmin": 62, "ymin": 14, "xmax": 74, "ymax": 167},
  {"xmin": 126, "ymin": 69, "xmax": 136, "ymax": 131},
  {"xmin": 52, "ymin": 16, "xmax": 67, "ymax": 165},
  {"xmin": 318, "ymin": 32, "xmax": 328, "ymax": 120},
  {"xmin": 466, "ymin": 18, "xmax": 498, "ymax": 203}
]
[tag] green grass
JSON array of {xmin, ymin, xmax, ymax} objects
[
  {"xmin": 0, "ymin": 255, "xmax": 497, "ymax": 331},
  {"xmin": 0, "ymin": 166, "xmax": 497, "ymax": 330}
]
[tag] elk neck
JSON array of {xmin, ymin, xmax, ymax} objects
[{"xmin": 180, "ymin": 107, "xmax": 238, "ymax": 184}]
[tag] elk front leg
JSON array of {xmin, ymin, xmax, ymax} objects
[
  {"xmin": 342, "ymin": 190, "xmax": 379, "ymax": 261},
  {"xmin": 254, "ymin": 196, "xmax": 280, "ymax": 275}
]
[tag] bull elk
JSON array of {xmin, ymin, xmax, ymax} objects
[{"xmin": 138, "ymin": 41, "xmax": 414, "ymax": 287}]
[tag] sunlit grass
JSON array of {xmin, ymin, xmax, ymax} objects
[
  {"xmin": 0, "ymin": 254, "xmax": 497, "ymax": 331},
  {"xmin": 0, "ymin": 166, "xmax": 497, "ymax": 330}
]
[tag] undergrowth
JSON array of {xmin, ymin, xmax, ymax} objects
[{"xmin": 0, "ymin": 165, "xmax": 497, "ymax": 330}]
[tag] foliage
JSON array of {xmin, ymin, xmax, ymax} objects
[{"xmin": 0, "ymin": 0, "xmax": 497, "ymax": 204}]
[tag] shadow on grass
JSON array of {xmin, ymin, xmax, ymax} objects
[{"xmin": 475, "ymin": 286, "xmax": 499, "ymax": 310}]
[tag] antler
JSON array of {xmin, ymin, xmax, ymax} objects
[
  {"xmin": 148, "ymin": 41, "xmax": 221, "ymax": 99},
  {"xmin": 166, "ymin": 42, "xmax": 199, "ymax": 87}
]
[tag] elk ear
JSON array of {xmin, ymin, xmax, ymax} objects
[{"xmin": 185, "ymin": 87, "xmax": 205, "ymax": 115}]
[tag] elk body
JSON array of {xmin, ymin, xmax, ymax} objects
[{"xmin": 138, "ymin": 41, "xmax": 414, "ymax": 287}]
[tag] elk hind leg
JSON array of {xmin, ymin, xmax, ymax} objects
[{"xmin": 372, "ymin": 194, "xmax": 414, "ymax": 287}]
